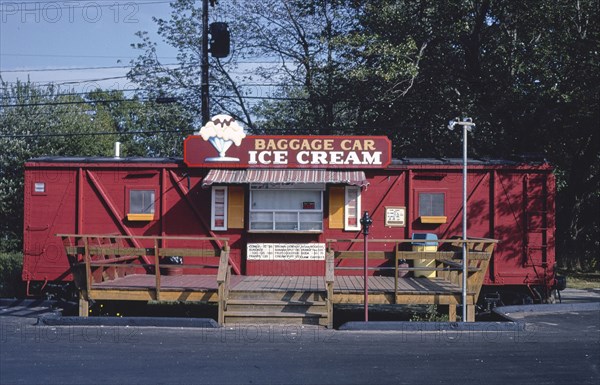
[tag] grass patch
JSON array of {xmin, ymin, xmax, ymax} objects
[
  {"xmin": 558, "ymin": 269, "xmax": 600, "ymax": 290},
  {"xmin": 565, "ymin": 273, "xmax": 600, "ymax": 290},
  {"xmin": 409, "ymin": 305, "xmax": 450, "ymax": 322},
  {"xmin": 0, "ymin": 252, "xmax": 26, "ymax": 298}
]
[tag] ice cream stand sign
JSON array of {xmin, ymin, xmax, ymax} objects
[{"xmin": 184, "ymin": 115, "xmax": 391, "ymax": 169}]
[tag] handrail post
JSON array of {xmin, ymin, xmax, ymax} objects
[
  {"xmin": 217, "ymin": 249, "xmax": 230, "ymax": 325},
  {"xmin": 84, "ymin": 237, "xmax": 91, "ymax": 294},
  {"xmin": 154, "ymin": 238, "xmax": 161, "ymax": 301},
  {"xmin": 325, "ymin": 250, "xmax": 335, "ymax": 328},
  {"xmin": 394, "ymin": 242, "xmax": 399, "ymax": 304},
  {"xmin": 81, "ymin": 236, "xmax": 91, "ymax": 317}
]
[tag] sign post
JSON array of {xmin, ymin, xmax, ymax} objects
[{"xmin": 360, "ymin": 211, "xmax": 373, "ymax": 322}]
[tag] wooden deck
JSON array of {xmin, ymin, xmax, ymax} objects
[
  {"xmin": 92, "ymin": 274, "xmax": 464, "ymax": 296},
  {"xmin": 59, "ymin": 234, "xmax": 496, "ymax": 325}
]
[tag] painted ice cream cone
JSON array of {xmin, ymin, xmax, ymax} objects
[{"xmin": 198, "ymin": 115, "xmax": 246, "ymax": 162}]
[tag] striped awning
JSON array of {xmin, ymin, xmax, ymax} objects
[{"xmin": 202, "ymin": 169, "xmax": 368, "ymax": 187}]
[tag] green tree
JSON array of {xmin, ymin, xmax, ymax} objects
[
  {"xmin": 0, "ymin": 81, "xmax": 116, "ymax": 251},
  {"xmin": 0, "ymin": 82, "xmax": 192, "ymax": 252},
  {"xmin": 342, "ymin": 0, "xmax": 599, "ymax": 267},
  {"xmin": 85, "ymin": 89, "xmax": 193, "ymax": 157}
]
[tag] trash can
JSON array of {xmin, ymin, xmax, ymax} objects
[{"xmin": 412, "ymin": 233, "xmax": 438, "ymax": 278}]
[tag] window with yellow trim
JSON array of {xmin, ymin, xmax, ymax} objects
[
  {"xmin": 419, "ymin": 192, "xmax": 445, "ymax": 216},
  {"xmin": 127, "ymin": 189, "xmax": 156, "ymax": 221}
]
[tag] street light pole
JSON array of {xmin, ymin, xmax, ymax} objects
[{"xmin": 448, "ymin": 117, "xmax": 475, "ymax": 322}]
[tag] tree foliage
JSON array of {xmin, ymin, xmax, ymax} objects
[
  {"xmin": 0, "ymin": 81, "xmax": 114, "ymax": 250},
  {"xmin": 129, "ymin": 0, "xmax": 598, "ymax": 268},
  {"xmin": 128, "ymin": 0, "xmax": 423, "ymax": 133},
  {"xmin": 0, "ymin": 81, "xmax": 192, "ymax": 251}
]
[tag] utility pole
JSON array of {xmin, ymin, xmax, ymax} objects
[{"xmin": 201, "ymin": 0, "xmax": 210, "ymax": 125}]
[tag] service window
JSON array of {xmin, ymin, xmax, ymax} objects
[
  {"xmin": 344, "ymin": 186, "xmax": 361, "ymax": 231},
  {"xmin": 211, "ymin": 186, "xmax": 228, "ymax": 230},
  {"xmin": 249, "ymin": 184, "xmax": 324, "ymax": 232},
  {"xmin": 127, "ymin": 189, "xmax": 156, "ymax": 221}
]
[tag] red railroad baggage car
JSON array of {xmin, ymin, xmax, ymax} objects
[{"xmin": 22, "ymin": 132, "xmax": 560, "ymax": 306}]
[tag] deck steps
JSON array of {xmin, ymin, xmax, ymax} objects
[{"xmin": 224, "ymin": 290, "xmax": 330, "ymax": 326}]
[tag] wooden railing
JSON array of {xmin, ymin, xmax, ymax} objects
[
  {"xmin": 58, "ymin": 234, "xmax": 230, "ymax": 303},
  {"xmin": 326, "ymin": 237, "xmax": 497, "ymax": 301}
]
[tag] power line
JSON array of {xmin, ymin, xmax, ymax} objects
[
  {"xmin": 0, "ymin": 54, "xmax": 280, "ymax": 65},
  {"xmin": 0, "ymin": 95, "xmax": 297, "ymax": 108},
  {"xmin": 0, "ymin": 94, "xmax": 445, "ymax": 108},
  {"xmin": 0, "ymin": 63, "xmax": 181, "ymax": 73},
  {"xmin": 1, "ymin": 75, "xmax": 132, "ymax": 87},
  {"xmin": 1, "ymin": 88, "xmax": 146, "ymax": 97},
  {"xmin": 0, "ymin": 98, "xmax": 146, "ymax": 108},
  {"xmin": 1, "ymin": 64, "xmax": 201, "ymax": 86},
  {"xmin": 0, "ymin": 84, "xmax": 287, "ymax": 101},
  {"xmin": 0, "ymin": 129, "xmax": 193, "ymax": 139},
  {"xmin": 0, "ymin": 53, "xmax": 177, "ymax": 60},
  {"xmin": 0, "ymin": 83, "xmax": 297, "ymax": 103}
]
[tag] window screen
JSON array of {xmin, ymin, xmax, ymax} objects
[
  {"xmin": 249, "ymin": 186, "xmax": 323, "ymax": 232},
  {"xmin": 419, "ymin": 192, "xmax": 444, "ymax": 216},
  {"xmin": 129, "ymin": 190, "xmax": 155, "ymax": 214}
]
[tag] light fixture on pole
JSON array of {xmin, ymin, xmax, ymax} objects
[{"xmin": 448, "ymin": 117, "xmax": 475, "ymax": 322}]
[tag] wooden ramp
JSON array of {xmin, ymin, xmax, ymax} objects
[{"xmin": 59, "ymin": 234, "xmax": 496, "ymax": 326}]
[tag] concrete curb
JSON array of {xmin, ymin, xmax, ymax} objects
[
  {"xmin": 493, "ymin": 302, "xmax": 600, "ymax": 321},
  {"xmin": 0, "ymin": 298, "xmax": 59, "ymax": 308},
  {"xmin": 37, "ymin": 314, "xmax": 220, "ymax": 328},
  {"xmin": 338, "ymin": 321, "xmax": 524, "ymax": 332}
]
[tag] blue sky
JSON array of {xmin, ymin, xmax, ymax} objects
[{"xmin": 0, "ymin": 0, "xmax": 178, "ymax": 92}]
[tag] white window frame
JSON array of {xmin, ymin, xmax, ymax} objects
[
  {"xmin": 248, "ymin": 184, "xmax": 324, "ymax": 233},
  {"xmin": 211, "ymin": 186, "xmax": 228, "ymax": 231},
  {"xmin": 344, "ymin": 186, "xmax": 362, "ymax": 231}
]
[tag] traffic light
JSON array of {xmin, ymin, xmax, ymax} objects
[{"xmin": 209, "ymin": 22, "xmax": 230, "ymax": 58}]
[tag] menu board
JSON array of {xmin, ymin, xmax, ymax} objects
[
  {"xmin": 247, "ymin": 243, "xmax": 326, "ymax": 260},
  {"xmin": 385, "ymin": 206, "xmax": 406, "ymax": 227}
]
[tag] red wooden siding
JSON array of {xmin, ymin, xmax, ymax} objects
[{"xmin": 22, "ymin": 159, "xmax": 555, "ymax": 291}]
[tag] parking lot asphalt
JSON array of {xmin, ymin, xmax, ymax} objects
[{"xmin": 0, "ymin": 289, "xmax": 598, "ymax": 385}]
